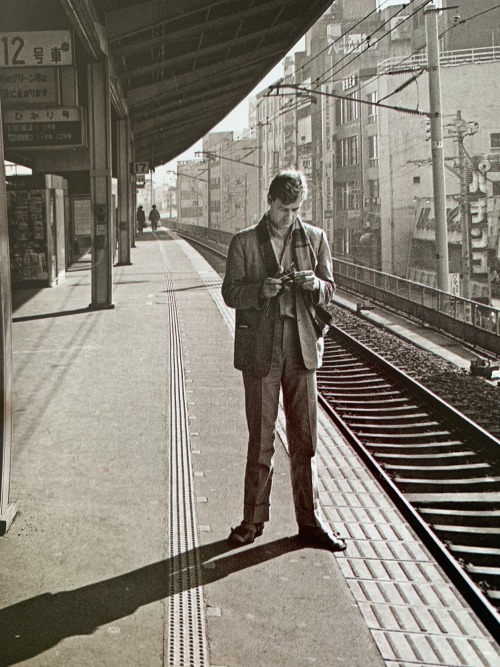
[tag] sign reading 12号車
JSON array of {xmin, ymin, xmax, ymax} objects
[{"xmin": 0, "ymin": 31, "xmax": 73, "ymax": 67}]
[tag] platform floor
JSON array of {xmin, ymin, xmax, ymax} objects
[{"xmin": 0, "ymin": 228, "xmax": 498, "ymax": 667}]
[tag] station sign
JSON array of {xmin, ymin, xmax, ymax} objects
[
  {"xmin": 0, "ymin": 67, "xmax": 59, "ymax": 107},
  {"xmin": 3, "ymin": 107, "xmax": 85, "ymax": 149},
  {"xmin": 131, "ymin": 161, "xmax": 149, "ymax": 175},
  {"xmin": 0, "ymin": 31, "xmax": 73, "ymax": 67}
]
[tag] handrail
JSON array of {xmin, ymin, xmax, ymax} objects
[{"xmin": 333, "ymin": 257, "xmax": 500, "ymax": 339}]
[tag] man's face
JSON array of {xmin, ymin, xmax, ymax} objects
[{"xmin": 268, "ymin": 195, "xmax": 303, "ymax": 230}]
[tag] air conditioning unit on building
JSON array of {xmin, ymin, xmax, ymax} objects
[{"xmin": 390, "ymin": 17, "xmax": 411, "ymax": 41}]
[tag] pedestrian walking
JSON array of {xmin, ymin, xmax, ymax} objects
[
  {"xmin": 136, "ymin": 205, "xmax": 146, "ymax": 234},
  {"xmin": 149, "ymin": 204, "xmax": 160, "ymax": 232},
  {"xmin": 221, "ymin": 169, "xmax": 346, "ymax": 552}
]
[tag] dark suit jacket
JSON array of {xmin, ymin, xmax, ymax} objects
[{"xmin": 222, "ymin": 214, "xmax": 335, "ymax": 377}]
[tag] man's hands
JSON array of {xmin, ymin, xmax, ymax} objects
[
  {"xmin": 261, "ymin": 269, "xmax": 319, "ymax": 300},
  {"xmin": 294, "ymin": 270, "xmax": 319, "ymax": 292},
  {"xmin": 261, "ymin": 277, "xmax": 283, "ymax": 299}
]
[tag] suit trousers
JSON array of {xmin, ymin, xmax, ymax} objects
[{"xmin": 242, "ymin": 316, "xmax": 321, "ymax": 526}]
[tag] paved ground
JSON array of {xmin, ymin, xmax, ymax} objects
[{"xmin": 0, "ymin": 229, "xmax": 385, "ymax": 666}]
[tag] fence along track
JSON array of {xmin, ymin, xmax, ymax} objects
[{"xmin": 318, "ymin": 323, "xmax": 500, "ymax": 640}]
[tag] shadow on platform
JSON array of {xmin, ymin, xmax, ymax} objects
[{"xmin": 0, "ymin": 537, "xmax": 302, "ymax": 666}]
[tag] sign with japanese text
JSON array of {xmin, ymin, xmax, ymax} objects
[
  {"xmin": 0, "ymin": 31, "xmax": 73, "ymax": 67},
  {"xmin": 3, "ymin": 107, "xmax": 84, "ymax": 148},
  {"xmin": 0, "ymin": 67, "xmax": 59, "ymax": 107}
]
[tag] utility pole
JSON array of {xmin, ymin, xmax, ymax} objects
[
  {"xmin": 425, "ymin": 4, "xmax": 449, "ymax": 293},
  {"xmin": 456, "ymin": 111, "xmax": 473, "ymax": 299}
]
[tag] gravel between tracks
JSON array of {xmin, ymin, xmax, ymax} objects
[{"xmin": 330, "ymin": 305, "xmax": 500, "ymax": 440}]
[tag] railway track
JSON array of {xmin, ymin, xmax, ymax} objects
[
  {"xmin": 177, "ymin": 230, "xmax": 500, "ymax": 640},
  {"xmin": 318, "ymin": 322, "xmax": 500, "ymax": 639}
]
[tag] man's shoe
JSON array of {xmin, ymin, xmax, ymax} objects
[
  {"xmin": 228, "ymin": 522, "xmax": 264, "ymax": 546},
  {"xmin": 298, "ymin": 525, "xmax": 347, "ymax": 552}
]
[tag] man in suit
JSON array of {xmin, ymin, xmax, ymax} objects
[{"xmin": 222, "ymin": 169, "xmax": 346, "ymax": 551}]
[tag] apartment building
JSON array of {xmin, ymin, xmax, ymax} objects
[{"xmin": 253, "ymin": 0, "xmax": 500, "ymax": 299}]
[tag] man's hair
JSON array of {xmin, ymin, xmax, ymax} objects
[{"xmin": 268, "ymin": 169, "xmax": 308, "ymax": 204}]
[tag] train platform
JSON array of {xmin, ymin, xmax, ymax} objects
[{"xmin": 1, "ymin": 227, "xmax": 499, "ymax": 667}]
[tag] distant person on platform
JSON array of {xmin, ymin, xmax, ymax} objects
[
  {"xmin": 221, "ymin": 169, "xmax": 346, "ymax": 552},
  {"xmin": 137, "ymin": 205, "xmax": 146, "ymax": 234},
  {"xmin": 149, "ymin": 204, "xmax": 160, "ymax": 232}
]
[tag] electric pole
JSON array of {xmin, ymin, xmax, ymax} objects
[
  {"xmin": 425, "ymin": 4, "xmax": 449, "ymax": 292},
  {"xmin": 454, "ymin": 111, "xmax": 478, "ymax": 299}
]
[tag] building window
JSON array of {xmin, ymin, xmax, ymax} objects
[
  {"xmin": 366, "ymin": 179, "xmax": 380, "ymax": 210},
  {"xmin": 413, "ymin": 176, "xmax": 421, "ymax": 184},
  {"xmin": 336, "ymin": 136, "xmax": 359, "ymax": 167},
  {"xmin": 491, "ymin": 133, "xmax": 500, "ymax": 150},
  {"xmin": 367, "ymin": 92, "xmax": 377, "ymax": 121},
  {"xmin": 340, "ymin": 93, "xmax": 359, "ymax": 124},
  {"xmin": 492, "ymin": 181, "xmax": 500, "ymax": 195},
  {"xmin": 337, "ymin": 181, "xmax": 360, "ymax": 210},
  {"xmin": 368, "ymin": 135, "xmax": 378, "ymax": 163}
]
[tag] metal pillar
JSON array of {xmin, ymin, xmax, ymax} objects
[
  {"xmin": 116, "ymin": 118, "xmax": 132, "ymax": 265},
  {"xmin": 425, "ymin": 5, "xmax": 449, "ymax": 293},
  {"xmin": 88, "ymin": 58, "xmax": 114, "ymax": 309},
  {"xmin": 0, "ymin": 99, "xmax": 17, "ymax": 535}
]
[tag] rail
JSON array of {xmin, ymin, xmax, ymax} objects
[
  {"xmin": 318, "ymin": 323, "xmax": 500, "ymax": 641},
  {"xmin": 334, "ymin": 258, "xmax": 500, "ymax": 356}
]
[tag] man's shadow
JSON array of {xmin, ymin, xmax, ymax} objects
[{"xmin": 0, "ymin": 536, "xmax": 301, "ymax": 666}]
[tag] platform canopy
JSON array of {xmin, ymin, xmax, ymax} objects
[{"xmin": 90, "ymin": 0, "xmax": 335, "ymax": 167}]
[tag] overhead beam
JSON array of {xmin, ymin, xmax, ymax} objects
[
  {"xmin": 122, "ymin": 17, "xmax": 299, "ymax": 85},
  {"xmin": 107, "ymin": 0, "xmax": 297, "ymax": 43},
  {"xmin": 127, "ymin": 42, "xmax": 284, "ymax": 108},
  {"xmin": 131, "ymin": 61, "xmax": 270, "ymax": 122},
  {"xmin": 135, "ymin": 108, "xmax": 237, "ymax": 148},
  {"xmin": 134, "ymin": 90, "xmax": 245, "ymax": 138},
  {"xmin": 112, "ymin": 0, "xmax": 303, "ymax": 59},
  {"xmin": 107, "ymin": 0, "xmax": 229, "ymax": 41}
]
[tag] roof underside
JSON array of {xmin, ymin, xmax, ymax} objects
[{"xmin": 98, "ymin": 0, "xmax": 334, "ymax": 167}]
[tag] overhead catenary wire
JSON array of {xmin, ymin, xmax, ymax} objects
[
  {"xmin": 200, "ymin": 0, "xmax": 417, "ymax": 157},
  {"xmin": 318, "ymin": 0, "xmax": 432, "ymax": 87},
  {"xmin": 260, "ymin": 0, "xmax": 500, "ymax": 133},
  {"xmin": 293, "ymin": 0, "xmax": 396, "ymax": 78},
  {"xmin": 187, "ymin": 1, "xmax": 500, "ymax": 162}
]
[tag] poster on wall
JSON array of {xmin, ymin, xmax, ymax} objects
[{"xmin": 72, "ymin": 197, "xmax": 92, "ymax": 237}]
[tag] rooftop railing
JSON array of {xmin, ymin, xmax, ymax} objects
[{"xmin": 378, "ymin": 46, "xmax": 500, "ymax": 73}]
